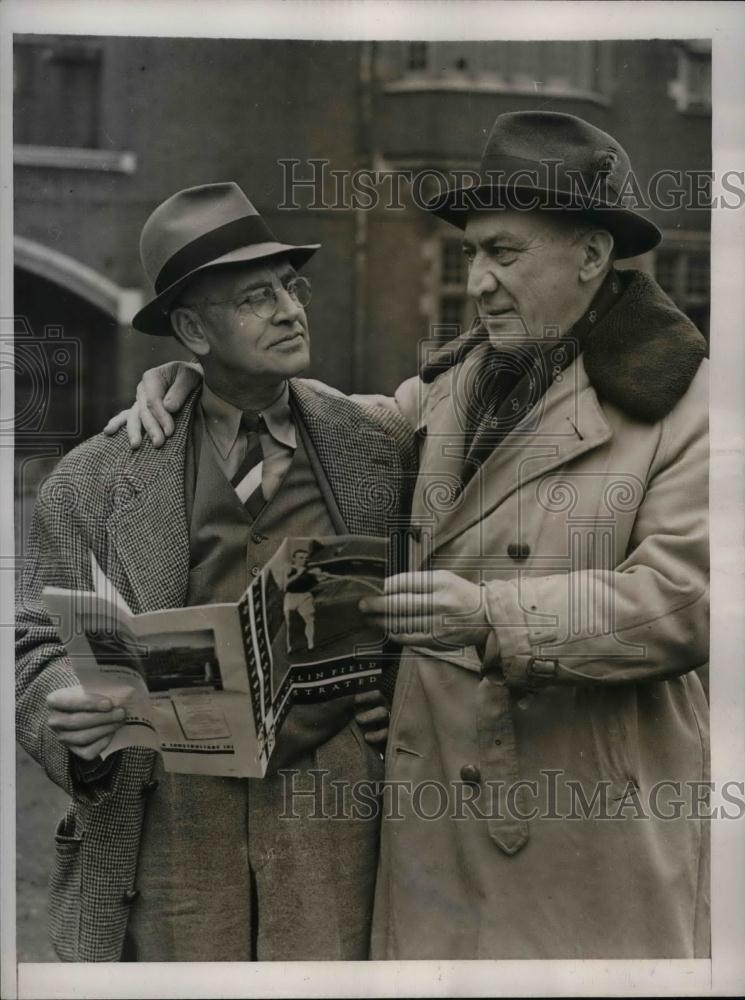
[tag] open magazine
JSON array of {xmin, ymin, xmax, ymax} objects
[{"xmin": 42, "ymin": 535, "xmax": 390, "ymax": 778}]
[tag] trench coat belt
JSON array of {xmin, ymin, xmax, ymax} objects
[{"xmin": 477, "ymin": 674, "xmax": 530, "ymax": 855}]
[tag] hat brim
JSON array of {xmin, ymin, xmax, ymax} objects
[
  {"xmin": 424, "ymin": 184, "xmax": 662, "ymax": 259},
  {"xmin": 132, "ymin": 241, "xmax": 321, "ymax": 336}
]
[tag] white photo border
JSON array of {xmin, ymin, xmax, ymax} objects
[{"xmin": 1, "ymin": 1, "xmax": 743, "ymax": 997}]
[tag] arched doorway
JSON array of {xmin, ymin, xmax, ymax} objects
[
  {"xmin": 14, "ymin": 236, "xmax": 143, "ymax": 446},
  {"xmin": 13, "ymin": 238, "xmax": 143, "ymax": 562}
]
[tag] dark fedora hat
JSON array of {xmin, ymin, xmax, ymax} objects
[
  {"xmin": 425, "ymin": 111, "xmax": 661, "ymax": 258},
  {"xmin": 132, "ymin": 182, "xmax": 320, "ymax": 336}
]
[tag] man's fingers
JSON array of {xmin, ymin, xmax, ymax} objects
[
  {"xmin": 47, "ymin": 688, "xmax": 114, "ymax": 712},
  {"xmin": 48, "ymin": 707, "xmax": 126, "ymax": 732},
  {"xmin": 360, "ymin": 593, "xmax": 435, "ymax": 615},
  {"xmin": 136, "ymin": 384, "xmax": 166, "ymax": 447},
  {"xmin": 57, "ymin": 722, "xmax": 122, "ymax": 747},
  {"xmin": 103, "ymin": 410, "xmax": 129, "ymax": 436},
  {"xmin": 360, "ymin": 619, "xmax": 447, "ymax": 648},
  {"xmin": 363, "ymin": 727, "xmax": 389, "ymax": 745},
  {"xmin": 353, "ymin": 689, "xmax": 385, "ymax": 706},
  {"xmin": 125, "ymin": 404, "xmax": 143, "ymax": 449},
  {"xmin": 363, "ymin": 612, "xmax": 432, "ymax": 633},
  {"xmin": 355, "ymin": 705, "xmax": 389, "ymax": 727},
  {"xmin": 163, "ymin": 363, "xmax": 202, "ymax": 412},
  {"xmin": 361, "ymin": 607, "xmax": 437, "ymax": 632},
  {"xmin": 141, "ymin": 374, "xmax": 175, "ymax": 438},
  {"xmin": 383, "ymin": 572, "xmax": 442, "ymax": 595},
  {"xmin": 359, "ymin": 595, "xmax": 385, "ymax": 614}
]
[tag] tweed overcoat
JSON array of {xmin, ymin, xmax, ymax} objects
[
  {"xmin": 16, "ymin": 378, "xmax": 416, "ymax": 962},
  {"xmin": 371, "ymin": 272, "xmax": 710, "ymax": 959}
]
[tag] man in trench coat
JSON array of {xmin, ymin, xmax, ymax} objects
[
  {"xmin": 365, "ymin": 111, "xmax": 709, "ymax": 959},
  {"xmin": 113, "ymin": 111, "xmax": 710, "ymax": 959}
]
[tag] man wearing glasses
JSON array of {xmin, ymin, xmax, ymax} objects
[{"xmin": 15, "ymin": 182, "xmax": 414, "ymax": 961}]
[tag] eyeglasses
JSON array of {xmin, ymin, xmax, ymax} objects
[{"xmin": 187, "ymin": 275, "xmax": 312, "ymax": 320}]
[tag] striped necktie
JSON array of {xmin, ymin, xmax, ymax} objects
[{"xmin": 231, "ymin": 412, "xmax": 266, "ymax": 520}]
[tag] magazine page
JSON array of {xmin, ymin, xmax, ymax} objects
[
  {"xmin": 242, "ymin": 534, "xmax": 390, "ymax": 763},
  {"xmin": 42, "ymin": 535, "xmax": 392, "ymax": 778},
  {"xmin": 41, "ymin": 587, "xmax": 265, "ymax": 777}
]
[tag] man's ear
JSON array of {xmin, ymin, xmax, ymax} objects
[
  {"xmin": 578, "ymin": 229, "xmax": 615, "ymax": 283},
  {"xmin": 170, "ymin": 306, "xmax": 210, "ymax": 357}
]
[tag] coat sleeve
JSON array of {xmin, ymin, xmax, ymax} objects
[
  {"xmin": 16, "ymin": 456, "xmax": 121, "ymax": 802},
  {"xmin": 481, "ymin": 367, "xmax": 709, "ymax": 687},
  {"xmin": 349, "ymin": 375, "xmax": 424, "ymax": 433}
]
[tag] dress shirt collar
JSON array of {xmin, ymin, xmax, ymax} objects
[{"xmin": 200, "ymin": 380, "xmax": 296, "ymax": 459}]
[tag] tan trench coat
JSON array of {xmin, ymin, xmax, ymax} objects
[{"xmin": 371, "ymin": 291, "xmax": 709, "ymax": 959}]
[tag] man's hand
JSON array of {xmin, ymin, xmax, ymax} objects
[
  {"xmin": 353, "ymin": 689, "xmax": 389, "ymax": 747},
  {"xmin": 103, "ymin": 360, "xmax": 203, "ymax": 449},
  {"xmin": 46, "ymin": 686, "xmax": 127, "ymax": 762},
  {"xmin": 359, "ymin": 571, "xmax": 489, "ymax": 649}
]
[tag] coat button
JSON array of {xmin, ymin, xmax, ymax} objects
[
  {"xmin": 141, "ymin": 779, "xmax": 159, "ymax": 796},
  {"xmin": 251, "ymin": 566, "xmax": 261, "ymax": 577},
  {"xmin": 460, "ymin": 763, "xmax": 481, "ymax": 785},
  {"xmin": 251, "ymin": 533, "xmax": 265, "ymax": 544},
  {"xmin": 122, "ymin": 888, "xmax": 140, "ymax": 905},
  {"xmin": 507, "ymin": 542, "xmax": 530, "ymax": 561}
]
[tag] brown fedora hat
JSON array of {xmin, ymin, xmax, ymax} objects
[
  {"xmin": 132, "ymin": 182, "xmax": 320, "ymax": 336},
  {"xmin": 425, "ymin": 111, "xmax": 661, "ymax": 258}
]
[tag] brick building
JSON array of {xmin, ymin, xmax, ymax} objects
[{"xmin": 13, "ymin": 36, "xmax": 711, "ymax": 455}]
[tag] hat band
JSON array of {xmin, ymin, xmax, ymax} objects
[
  {"xmin": 472, "ymin": 152, "xmax": 621, "ymax": 204},
  {"xmin": 154, "ymin": 214, "xmax": 277, "ymax": 294}
]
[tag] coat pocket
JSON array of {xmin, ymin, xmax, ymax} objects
[
  {"xmin": 584, "ymin": 687, "xmax": 641, "ymax": 800},
  {"xmin": 49, "ymin": 803, "xmax": 84, "ymax": 959}
]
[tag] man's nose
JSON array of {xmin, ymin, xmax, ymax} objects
[
  {"xmin": 466, "ymin": 257, "xmax": 498, "ymax": 300},
  {"xmin": 273, "ymin": 284, "xmax": 302, "ymax": 322}
]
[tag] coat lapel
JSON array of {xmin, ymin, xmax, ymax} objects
[
  {"xmin": 104, "ymin": 393, "xmax": 198, "ymax": 613},
  {"xmin": 289, "ymin": 379, "xmax": 404, "ymax": 536},
  {"xmin": 424, "ymin": 358, "xmax": 613, "ymax": 556},
  {"xmin": 410, "ymin": 344, "xmax": 487, "ymax": 526}
]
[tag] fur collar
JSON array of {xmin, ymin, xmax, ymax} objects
[{"xmin": 583, "ymin": 269, "xmax": 707, "ymax": 423}]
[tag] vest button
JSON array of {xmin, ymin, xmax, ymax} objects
[
  {"xmin": 460, "ymin": 763, "xmax": 481, "ymax": 785},
  {"xmin": 507, "ymin": 542, "xmax": 530, "ymax": 561},
  {"xmin": 251, "ymin": 566, "xmax": 261, "ymax": 577},
  {"xmin": 122, "ymin": 888, "xmax": 140, "ymax": 905},
  {"xmin": 141, "ymin": 779, "xmax": 159, "ymax": 796}
]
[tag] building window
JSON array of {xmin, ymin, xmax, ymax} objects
[
  {"xmin": 388, "ymin": 41, "xmax": 604, "ymax": 99},
  {"xmin": 407, "ymin": 42, "xmax": 429, "ymax": 72},
  {"xmin": 436, "ymin": 237, "xmax": 476, "ymax": 333},
  {"xmin": 14, "ymin": 38, "xmax": 102, "ymax": 148},
  {"xmin": 668, "ymin": 41, "xmax": 711, "ymax": 113},
  {"xmin": 654, "ymin": 247, "xmax": 710, "ymax": 337},
  {"xmin": 440, "ymin": 296, "xmax": 465, "ymax": 329},
  {"xmin": 441, "ymin": 238, "xmax": 466, "ymax": 287}
]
